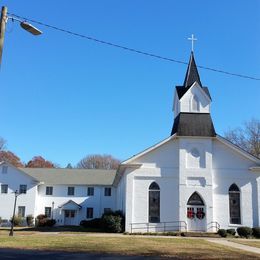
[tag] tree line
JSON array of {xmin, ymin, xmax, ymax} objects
[
  {"xmin": 0, "ymin": 118, "xmax": 259, "ymax": 169},
  {"xmin": 0, "ymin": 138, "xmax": 56, "ymax": 168},
  {"xmin": 0, "ymin": 137, "xmax": 120, "ymax": 169}
]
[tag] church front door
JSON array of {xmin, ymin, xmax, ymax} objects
[
  {"xmin": 186, "ymin": 192, "xmax": 206, "ymax": 231},
  {"xmin": 187, "ymin": 206, "xmax": 206, "ymax": 231}
]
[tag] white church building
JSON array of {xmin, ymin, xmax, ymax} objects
[{"xmin": 0, "ymin": 52, "xmax": 260, "ymax": 232}]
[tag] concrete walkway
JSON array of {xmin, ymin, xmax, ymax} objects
[{"xmin": 206, "ymin": 239, "xmax": 260, "ymax": 255}]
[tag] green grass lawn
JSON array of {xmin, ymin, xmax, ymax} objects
[{"xmin": 0, "ymin": 231, "xmax": 259, "ymax": 259}]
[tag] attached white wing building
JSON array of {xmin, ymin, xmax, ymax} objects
[
  {"xmin": 0, "ymin": 164, "xmax": 116, "ymax": 226},
  {"xmin": 1, "ymin": 52, "xmax": 260, "ymax": 232}
]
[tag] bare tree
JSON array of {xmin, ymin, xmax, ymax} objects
[
  {"xmin": 0, "ymin": 137, "xmax": 6, "ymax": 151},
  {"xmin": 224, "ymin": 118, "xmax": 260, "ymax": 158},
  {"xmin": 77, "ymin": 154, "xmax": 120, "ymax": 170}
]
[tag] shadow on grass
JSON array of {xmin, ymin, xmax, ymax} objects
[
  {"xmin": 0, "ymin": 246, "xmax": 257, "ymax": 260},
  {"xmin": 0, "ymin": 226, "xmax": 103, "ymax": 233},
  {"xmin": 0, "ymin": 248, "xmax": 171, "ymax": 260}
]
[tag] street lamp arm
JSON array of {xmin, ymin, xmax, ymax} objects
[
  {"xmin": 8, "ymin": 15, "xmax": 42, "ymax": 35},
  {"xmin": 0, "ymin": 5, "xmax": 42, "ymax": 67}
]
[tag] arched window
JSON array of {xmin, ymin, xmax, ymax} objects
[
  {"xmin": 149, "ymin": 182, "xmax": 160, "ymax": 223},
  {"xmin": 187, "ymin": 192, "xmax": 204, "ymax": 206},
  {"xmin": 229, "ymin": 184, "xmax": 241, "ymax": 224},
  {"xmin": 192, "ymin": 95, "xmax": 200, "ymax": 112}
]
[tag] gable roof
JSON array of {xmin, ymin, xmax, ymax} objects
[
  {"xmin": 171, "ymin": 112, "xmax": 216, "ymax": 137},
  {"xmin": 121, "ymin": 134, "xmax": 176, "ymax": 165},
  {"xmin": 19, "ymin": 168, "xmax": 116, "ymax": 185},
  {"xmin": 59, "ymin": 200, "xmax": 82, "ymax": 209},
  {"xmin": 216, "ymin": 135, "xmax": 260, "ymax": 164},
  {"xmin": 176, "ymin": 86, "xmax": 212, "ymax": 100},
  {"xmin": 0, "ymin": 161, "xmax": 39, "ymax": 183}
]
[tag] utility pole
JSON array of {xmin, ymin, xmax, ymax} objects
[
  {"xmin": 0, "ymin": 6, "xmax": 7, "ymax": 67},
  {"xmin": 0, "ymin": 6, "xmax": 42, "ymax": 68},
  {"xmin": 9, "ymin": 190, "xmax": 20, "ymax": 236}
]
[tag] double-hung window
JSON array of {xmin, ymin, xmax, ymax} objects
[
  {"xmin": 18, "ymin": 206, "xmax": 25, "ymax": 217},
  {"xmin": 19, "ymin": 185, "xmax": 27, "ymax": 194},
  {"xmin": 104, "ymin": 187, "xmax": 111, "ymax": 196},
  {"xmin": 2, "ymin": 166, "xmax": 8, "ymax": 174},
  {"xmin": 67, "ymin": 186, "xmax": 75, "ymax": 196},
  {"xmin": 87, "ymin": 187, "xmax": 94, "ymax": 196},
  {"xmin": 104, "ymin": 208, "xmax": 112, "ymax": 214},
  {"xmin": 1, "ymin": 184, "xmax": 8, "ymax": 194},
  {"xmin": 46, "ymin": 186, "xmax": 53, "ymax": 195},
  {"xmin": 45, "ymin": 207, "xmax": 52, "ymax": 218},
  {"xmin": 86, "ymin": 207, "xmax": 93, "ymax": 219}
]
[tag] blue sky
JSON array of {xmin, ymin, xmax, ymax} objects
[{"xmin": 1, "ymin": 1, "xmax": 260, "ymax": 167}]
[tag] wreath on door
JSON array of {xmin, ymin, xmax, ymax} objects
[
  {"xmin": 196, "ymin": 209, "xmax": 205, "ymax": 219},
  {"xmin": 187, "ymin": 209, "xmax": 195, "ymax": 219}
]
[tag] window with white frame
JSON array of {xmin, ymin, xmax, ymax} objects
[
  {"xmin": 149, "ymin": 182, "xmax": 160, "ymax": 223},
  {"xmin": 46, "ymin": 186, "xmax": 53, "ymax": 195},
  {"xmin": 45, "ymin": 207, "xmax": 52, "ymax": 218},
  {"xmin": 1, "ymin": 184, "xmax": 8, "ymax": 194},
  {"xmin": 87, "ymin": 187, "xmax": 94, "ymax": 196},
  {"xmin": 18, "ymin": 206, "xmax": 25, "ymax": 217},
  {"xmin": 19, "ymin": 184, "xmax": 27, "ymax": 194},
  {"xmin": 2, "ymin": 165, "xmax": 8, "ymax": 174},
  {"xmin": 104, "ymin": 187, "xmax": 111, "ymax": 196},
  {"xmin": 104, "ymin": 208, "xmax": 112, "ymax": 214},
  {"xmin": 229, "ymin": 184, "xmax": 241, "ymax": 224},
  {"xmin": 86, "ymin": 207, "xmax": 93, "ymax": 219},
  {"xmin": 67, "ymin": 186, "xmax": 75, "ymax": 196}
]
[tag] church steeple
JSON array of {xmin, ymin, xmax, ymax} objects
[
  {"xmin": 171, "ymin": 51, "xmax": 215, "ymax": 137},
  {"xmin": 183, "ymin": 51, "xmax": 202, "ymax": 88}
]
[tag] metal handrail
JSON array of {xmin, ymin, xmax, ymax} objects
[
  {"xmin": 207, "ymin": 221, "xmax": 220, "ymax": 232},
  {"xmin": 130, "ymin": 221, "xmax": 187, "ymax": 233}
]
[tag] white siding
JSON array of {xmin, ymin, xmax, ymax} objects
[
  {"xmin": 37, "ymin": 184, "xmax": 116, "ymax": 225},
  {"xmin": 178, "ymin": 83, "xmax": 210, "ymax": 115},
  {"xmin": 0, "ymin": 163, "xmax": 38, "ymax": 222}
]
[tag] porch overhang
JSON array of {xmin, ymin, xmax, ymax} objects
[{"xmin": 58, "ymin": 200, "xmax": 82, "ymax": 210}]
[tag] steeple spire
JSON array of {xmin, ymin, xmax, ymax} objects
[{"xmin": 183, "ymin": 51, "xmax": 202, "ymax": 88}]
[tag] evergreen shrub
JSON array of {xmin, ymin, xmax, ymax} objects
[
  {"xmin": 226, "ymin": 229, "xmax": 236, "ymax": 236},
  {"xmin": 252, "ymin": 227, "xmax": 260, "ymax": 238},
  {"xmin": 237, "ymin": 227, "xmax": 253, "ymax": 238},
  {"xmin": 102, "ymin": 215, "xmax": 122, "ymax": 233},
  {"xmin": 218, "ymin": 229, "xmax": 227, "ymax": 237},
  {"xmin": 80, "ymin": 218, "xmax": 101, "ymax": 228},
  {"xmin": 26, "ymin": 215, "xmax": 34, "ymax": 226}
]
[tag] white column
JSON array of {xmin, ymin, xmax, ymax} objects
[{"xmin": 125, "ymin": 171, "xmax": 134, "ymax": 232}]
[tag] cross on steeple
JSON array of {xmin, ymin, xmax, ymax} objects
[{"xmin": 188, "ymin": 34, "xmax": 197, "ymax": 52}]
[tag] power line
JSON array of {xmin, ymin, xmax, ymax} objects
[{"xmin": 7, "ymin": 12, "xmax": 260, "ymax": 81}]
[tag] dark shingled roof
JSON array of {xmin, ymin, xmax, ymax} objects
[
  {"xmin": 171, "ymin": 113, "xmax": 216, "ymax": 137},
  {"xmin": 183, "ymin": 51, "xmax": 202, "ymax": 87},
  {"xmin": 175, "ymin": 52, "xmax": 211, "ymax": 100}
]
